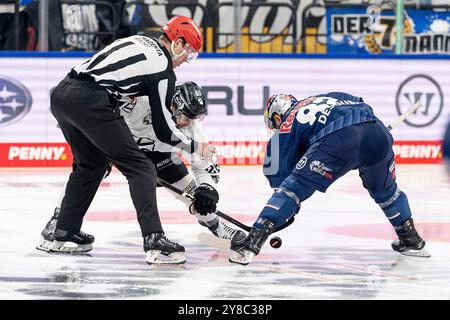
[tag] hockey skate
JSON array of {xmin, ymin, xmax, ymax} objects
[
  {"xmin": 197, "ymin": 219, "xmax": 246, "ymax": 249},
  {"xmin": 48, "ymin": 228, "xmax": 95, "ymax": 254},
  {"xmin": 200, "ymin": 219, "xmax": 246, "ymax": 240},
  {"xmin": 392, "ymin": 218, "xmax": 430, "ymax": 258},
  {"xmin": 36, "ymin": 209, "xmax": 59, "ymax": 252},
  {"xmin": 144, "ymin": 232, "xmax": 186, "ymax": 265},
  {"xmin": 36, "ymin": 208, "xmax": 94, "ymax": 253},
  {"xmin": 229, "ymin": 218, "xmax": 276, "ymax": 266}
]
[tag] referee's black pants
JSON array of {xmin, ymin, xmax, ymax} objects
[{"xmin": 50, "ymin": 75, "xmax": 163, "ymax": 238}]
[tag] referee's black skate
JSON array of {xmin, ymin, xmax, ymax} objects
[
  {"xmin": 36, "ymin": 208, "xmax": 59, "ymax": 252},
  {"xmin": 392, "ymin": 218, "xmax": 430, "ymax": 258},
  {"xmin": 48, "ymin": 227, "xmax": 95, "ymax": 254},
  {"xmin": 144, "ymin": 232, "xmax": 186, "ymax": 265}
]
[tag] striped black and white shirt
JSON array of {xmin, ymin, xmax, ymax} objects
[{"xmin": 72, "ymin": 35, "xmax": 196, "ymax": 154}]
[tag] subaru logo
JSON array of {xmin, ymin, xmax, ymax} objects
[
  {"xmin": 395, "ymin": 74, "xmax": 443, "ymax": 127},
  {"xmin": 0, "ymin": 75, "xmax": 32, "ymax": 128}
]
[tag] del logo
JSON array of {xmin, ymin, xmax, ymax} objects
[
  {"xmin": 0, "ymin": 75, "xmax": 32, "ymax": 128},
  {"xmin": 279, "ymin": 97, "xmax": 315, "ymax": 133}
]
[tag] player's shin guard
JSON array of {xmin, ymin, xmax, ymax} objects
[
  {"xmin": 378, "ymin": 189, "xmax": 412, "ymax": 231},
  {"xmin": 377, "ymin": 189, "xmax": 429, "ymax": 257},
  {"xmin": 229, "ymin": 218, "xmax": 276, "ymax": 265},
  {"xmin": 259, "ymin": 187, "xmax": 301, "ymax": 227}
]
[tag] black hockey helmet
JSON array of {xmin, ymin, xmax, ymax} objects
[{"xmin": 172, "ymin": 81, "xmax": 206, "ymax": 119}]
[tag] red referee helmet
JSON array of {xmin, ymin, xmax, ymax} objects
[{"xmin": 162, "ymin": 16, "xmax": 203, "ymax": 52}]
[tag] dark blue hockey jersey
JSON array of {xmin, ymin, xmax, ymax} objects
[{"xmin": 263, "ymin": 92, "xmax": 378, "ymax": 188}]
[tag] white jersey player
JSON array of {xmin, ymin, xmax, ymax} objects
[{"xmin": 37, "ymin": 81, "xmax": 245, "ymax": 254}]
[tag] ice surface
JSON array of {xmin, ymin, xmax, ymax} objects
[{"xmin": 0, "ymin": 165, "xmax": 449, "ymax": 299}]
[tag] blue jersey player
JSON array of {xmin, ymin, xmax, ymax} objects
[
  {"xmin": 443, "ymin": 120, "xmax": 450, "ymax": 176},
  {"xmin": 229, "ymin": 92, "xmax": 430, "ymax": 265}
]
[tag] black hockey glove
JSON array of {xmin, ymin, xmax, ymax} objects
[{"xmin": 192, "ymin": 183, "xmax": 219, "ymax": 215}]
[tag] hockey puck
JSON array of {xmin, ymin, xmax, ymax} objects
[{"xmin": 270, "ymin": 236, "xmax": 282, "ymax": 249}]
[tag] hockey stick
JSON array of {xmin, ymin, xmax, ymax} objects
[
  {"xmin": 157, "ymin": 177, "xmax": 253, "ymax": 231},
  {"xmin": 157, "ymin": 177, "xmax": 294, "ymax": 233},
  {"xmin": 157, "ymin": 177, "xmax": 292, "ymax": 249},
  {"xmin": 386, "ymin": 101, "xmax": 422, "ymax": 131}
]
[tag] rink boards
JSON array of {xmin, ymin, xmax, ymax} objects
[{"xmin": 0, "ymin": 54, "xmax": 448, "ymax": 166}]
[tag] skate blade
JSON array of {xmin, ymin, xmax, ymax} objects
[
  {"xmin": 228, "ymin": 249, "xmax": 254, "ymax": 266},
  {"xmin": 400, "ymin": 248, "xmax": 431, "ymax": 258},
  {"xmin": 145, "ymin": 250, "xmax": 186, "ymax": 265},
  {"xmin": 36, "ymin": 238, "xmax": 53, "ymax": 252},
  {"xmin": 198, "ymin": 232, "xmax": 230, "ymax": 250},
  {"xmin": 48, "ymin": 240, "xmax": 93, "ymax": 254}
]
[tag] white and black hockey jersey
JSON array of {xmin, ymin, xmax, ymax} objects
[
  {"xmin": 120, "ymin": 95, "xmax": 219, "ymax": 186},
  {"xmin": 72, "ymin": 35, "xmax": 195, "ymax": 155}
]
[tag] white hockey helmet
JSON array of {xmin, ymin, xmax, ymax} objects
[{"xmin": 264, "ymin": 94, "xmax": 298, "ymax": 130}]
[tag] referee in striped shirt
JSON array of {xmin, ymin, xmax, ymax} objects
[{"xmin": 48, "ymin": 16, "xmax": 213, "ymax": 264}]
